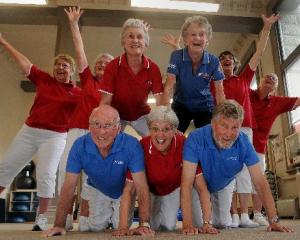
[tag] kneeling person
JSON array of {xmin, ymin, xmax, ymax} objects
[
  {"xmin": 114, "ymin": 106, "xmax": 217, "ymax": 236},
  {"xmin": 43, "ymin": 105, "xmax": 151, "ymax": 237},
  {"xmin": 181, "ymin": 100, "xmax": 292, "ymax": 233}
]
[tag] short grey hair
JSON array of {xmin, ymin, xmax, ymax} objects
[
  {"xmin": 212, "ymin": 100, "xmax": 244, "ymax": 123},
  {"xmin": 94, "ymin": 53, "xmax": 114, "ymax": 65},
  {"xmin": 147, "ymin": 106, "xmax": 179, "ymax": 129},
  {"xmin": 181, "ymin": 15, "xmax": 212, "ymax": 40},
  {"xmin": 121, "ymin": 18, "xmax": 150, "ymax": 47}
]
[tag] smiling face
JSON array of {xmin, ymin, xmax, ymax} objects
[
  {"xmin": 211, "ymin": 115, "xmax": 241, "ymax": 149},
  {"xmin": 149, "ymin": 120, "xmax": 176, "ymax": 155},
  {"xmin": 122, "ymin": 27, "xmax": 147, "ymax": 57},
  {"xmin": 94, "ymin": 55, "xmax": 113, "ymax": 79},
  {"xmin": 219, "ymin": 53, "xmax": 235, "ymax": 77},
  {"xmin": 53, "ymin": 58, "xmax": 73, "ymax": 83},
  {"xmin": 89, "ymin": 106, "xmax": 121, "ymax": 156},
  {"xmin": 183, "ymin": 23, "xmax": 208, "ymax": 54},
  {"xmin": 259, "ymin": 73, "xmax": 278, "ymax": 94}
]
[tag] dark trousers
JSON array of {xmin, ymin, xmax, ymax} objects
[{"xmin": 172, "ymin": 102, "xmax": 212, "ymax": 134}]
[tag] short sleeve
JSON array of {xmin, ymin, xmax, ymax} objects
[{"xmin": 66, "ymin": 140, "xmax": 83, "ymax": 174}]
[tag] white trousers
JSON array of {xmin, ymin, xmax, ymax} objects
[
  {"xmin": 235, "ymin": 127, "xmax": 253, "ymax": 193},
  {"xmin": 57, "ymin": 128, "xmax": 88, "ymax": 195},
  {"xmin": 84, "ymin": 184, "xmax": 120, "ymax": 231},
  {"xmin": 150, "ymin": 187, "xmax": 202, "ymax": 230},
  {"xmin": 211, "ymin": 180, "xmax": 235, "ymax": 228},
  {"xmin": 121, "ymin": 114, "xmax": 149, "ymax": 137},
  {"xmin": 0, "ymin": 124, "xmax": 66, "ymax": 198}
]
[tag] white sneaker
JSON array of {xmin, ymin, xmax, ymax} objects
[
  {"xmin": 230, "ymin": 214, "xmax": 240, "ymax": 228},
  {"xmin": 65, "ymin": 214, "xmax": 73, "ymax": 231},
  {"xmin": 253, "ymin": 212, "xmax": 269, "ymax": 226},
  {"xmin": 32, "ymin": 214, "xmax": 48, "ymax": 231},
  {"xmin": 239, "ymin": 214, "xmax": 259, "ymax": 228},
  {"xmin": 78, "ymin": 216, "xmax": 90, "ymax": 232}
]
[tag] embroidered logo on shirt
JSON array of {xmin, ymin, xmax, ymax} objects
[
  {"xmin": 168, "ymin": 64, "xmax": 176, "ymax": 69},
  {"xmin": 198, "ymin": 73, "xmax": 211, "ymax": 80},
  {"xmin": 227, "ymin": 156, "xmax": 238, "ymax": 161},
  {"xmin": 113, "ymin": 160, "xmax": 124, "ymax": 165}
]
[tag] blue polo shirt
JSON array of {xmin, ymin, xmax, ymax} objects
[
  {"xmin": 183, "ymin": 125, "xmax": 259, "ymax": 193},
  {"xmin": 66, "ymin": 132, "xmax": 145, "ymax": 199},
  {"xmin": 167, "ymin": 48, "xmax": 224, "ymax": 112}
]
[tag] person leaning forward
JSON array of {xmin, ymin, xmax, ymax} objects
[{"xmin": 43, "ymin": 105, "xmax": 152, "ymax": 237}]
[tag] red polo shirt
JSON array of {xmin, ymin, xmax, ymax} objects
[
  {"xmin": 69, "ymin": 67, "xmax": 102, "ymax": 129},
  {"xmin": 250, "ymin": 89, "xmax": 297, "ymax": 154},
  {"xmin": 100, "ymin": 54, "xmax": 163, "ymax": 121},
  {"xmin": 25, "ymin": 65, "xmax": 81, "ymax": 132}
]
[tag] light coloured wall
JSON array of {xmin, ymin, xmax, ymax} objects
[{"xmin": 0, "ymin": 24, "xmax": 57, "ymax": 159}]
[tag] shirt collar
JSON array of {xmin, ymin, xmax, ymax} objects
[
  {"xmin": 119, "ymin": 53, "xmax": 150, "ymax": 69},
  {"xmin": 182, "ymin": 47, "xmax": 210, "ymax": 65}
]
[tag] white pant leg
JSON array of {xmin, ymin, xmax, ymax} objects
[
  {"xmin": 35, "ymin": 130, "xmax": 67, "ymax": 198},
  {"xmin": 57, "ymin": 128, "xmax": 88, "ymax": 195},
  {"xmin": 158, "ymin": 188, "xmax": 180, "ymax": 231},
  {"xmin": 150, "ymin": 193, "xmax": 162, "ymax": 230},
  {"xmin": 192, "ymin": 187, "xmax": 203, "ymax": 227},
  {"xmin": 130, "ymin": 115, "xmax": 149, "ymax": 137},
  {"xmin": 0, "ymin": 125, "xmax": 38, "ymax": 187},
  {"xmin": 235, "ymin": 127, "xmax": 253, "ymax": 193},
  {"xmin": 87, "ymin": 185, "xmax": 120, "ymax": 232},
  {"xmin": 211, "ymin": 180, "xmax": 235, "ymax": 228}
]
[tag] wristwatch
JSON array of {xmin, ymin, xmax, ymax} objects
[
  {"xmin": 203, "ymin": 220, "xmax": 212, "ymax": 225},
  {"xmin": 139, "ymin": 222, "xmax": 151, "ymax": 228},
  {"xmin": 269, "ymin": 215, "xmax": 280, "ymax": 224}
]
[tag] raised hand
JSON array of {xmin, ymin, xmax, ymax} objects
[
  {"xmin": 64, "ymin": 6, "xmax": 84, "ymax": 24},
  {"xmin": 262, "ymin": 13, "xmax": 280, "ymax": 30},
  {"xmin": 161, "ymin": 33, "xmax": 181, "ymax": 50}
]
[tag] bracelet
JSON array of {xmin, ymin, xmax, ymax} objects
[
  {"xmin": 139, "ymin": 222, "xmax": 151, "ymax": 228},
  {"xmin": 269, "ymin": 215, "xmax": 280, "ymax": 224},
  {"xmin": 203, "ymin": 220, "xmax": 212, "ymax": 225}
]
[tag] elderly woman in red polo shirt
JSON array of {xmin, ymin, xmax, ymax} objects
[
  {"xmin": 99, "ymin": 18, "xmax": 163, "ymax": 137},
  {"xmin": 113, "ymin": 106, "xmax": 218, "ymax": 236},
  {"xmin": 0, "ymin": 33, "xmax": 81, "ymax": 231}
]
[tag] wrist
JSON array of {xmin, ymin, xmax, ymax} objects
[
  {"xmin": 139, "ymin": 221, "xmax": 150, "ymax": 228},
  {"xmin": 268, "ymin": 215, "xmax": 279, "ymax": 224}
]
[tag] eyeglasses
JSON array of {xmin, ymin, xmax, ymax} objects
[
  {"xmin": 54, "ymin": 63, "xmax": 71, "ymax": 69},
  {"xmin": 89, "ymin": 121, "xmax": 118, "ymax": 130},
  {"xmin": 150, "ymin": 127, "xmax": 173, "ymax": 133}
]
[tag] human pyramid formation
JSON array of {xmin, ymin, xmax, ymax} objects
[{"xmin": 0, "ymin": 5, "xmax": 298, "ymax": 237}]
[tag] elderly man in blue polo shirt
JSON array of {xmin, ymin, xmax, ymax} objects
[
  {"xmin": 181, "ymin": 100, "xmax": 292, "ymax": 234},
  {"xmin": 43, "ymin": 105, "xmax": 152, "ymax": 237}
]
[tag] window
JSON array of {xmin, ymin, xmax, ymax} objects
[{"xmin": 277, "ymin": 1, "xmax": 300, "ymax": 126}]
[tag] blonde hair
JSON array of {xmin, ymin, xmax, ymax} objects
[{"xmin": 54, "ymin": 54, "xmax": 76, "ymax": 74}]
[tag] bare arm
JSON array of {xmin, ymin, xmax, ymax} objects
[
  {"xmin": 154, "ymin": 94, "xmax": 162, "ymax": 106},
  {"xmin": 213, "ymin": 80, "xmax": 225, "ymax": 105},
  {"xmin": 181, "ymin": 160, "xmax": 198, "ymax": 235},
  {"xmin": 113, "ymin": 181, "xmax": 135, "ymax": 236},
  {"xmin": 293, "ymin": 98, "xmax": 300, "ymax": 109},
  {"xmin": 161, "ymin": 73, "xmax": 176, "ymax": 105},
  {"xmin": 194, "ymin": 175, "xmax": 219, "ymax": 234},
  {"xmin": 0, "ymin": 32, "xmax": 32, "ymax": 75},
  {"xmin": 130, "ymin": 171, "xmax": 154, "ymax": 236},
  {"xmin": 248, "ymin": 164, "xmax": 292, "ymax": 232},
  {"xmin": 64, "ymin": 6, "xmax": 88, "ymax": 72},
  {"xmin": 99, "ymin": 92, "xmax": 113, "ymax": 105},
  {"xmin": 42, "ymin": 173, "xmax": 79, "ymax": 237},
  {"xmin": 249, "ymin": 14, "xmax": 279, "ymax": 70}
]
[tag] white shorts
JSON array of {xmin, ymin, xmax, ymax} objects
[
  {"xmin": 0, "ymin": 124, "xmax": 66, "ymax": 198},
  {"xmin": 211, "ymin": 179, "xmax": 235, "ymax": 228},
  {"xmin": 83, "ymin": 185, "xmax": 120, "ymax": 231},
  {"xmin": 235, "ymin": 127, "xmax": 253, "ymax": 193},
  {"xmin": 150, "ymin": 187, "xmax": 202, "ymax": 230},
  {"xmin": 57, "ymin": 128, "xmax": 88, "ymax": 195},
  {"xmin": 121, "ymin": 114, "xmax": 149, "ymax": 137}
]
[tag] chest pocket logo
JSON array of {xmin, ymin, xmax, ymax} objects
[
  {"xmin": 226, "ymin": 156, "xmax": 238, "ymax": 161},
  {"xmin": 197, "ymin": 72, "xmax": 211, "ymax": 80},
  {"xmin": 113, "ymin": 160, "xmax": 124, "ymax": 165}
]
